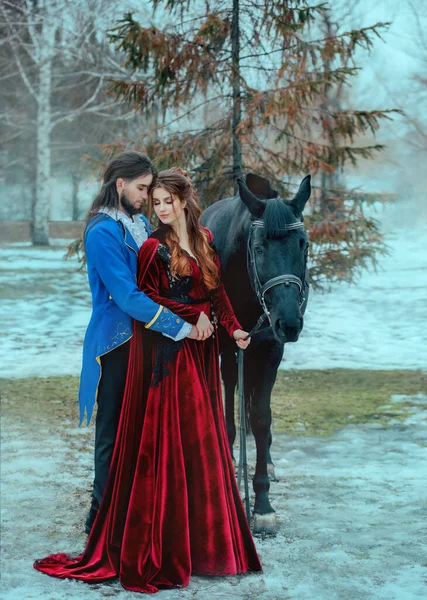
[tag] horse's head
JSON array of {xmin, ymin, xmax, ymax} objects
[{"xmin": 238, "ymin": 173, "xmax": 311, "ymax": 343}]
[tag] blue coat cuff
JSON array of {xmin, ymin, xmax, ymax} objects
[
  {"xmin": 170, "ymin": 321, "xmax": 192, "ymax": 341},
  {"xmin": 145, "ymin": 306, "xmax": 186, "ymax": 338}
]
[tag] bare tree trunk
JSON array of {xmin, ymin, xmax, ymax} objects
[
  {"xmin": 231, "ymin": 0, "xmax": 242, "ymax": 192},
  {"xmin": 32, "ymin": 6, "xmax": 56, "ymax": 245},
  {"xmin": 72, "ymin": 173, "xmax": 80, "ymax": 221},
  {"xmin": 320, "ymin": 13, "xmax": 340, "ymax": 211}
]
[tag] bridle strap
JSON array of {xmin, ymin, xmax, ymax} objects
[
  {"xmin": 261, "ymin": 274, "xmax": 302, "ymax": 296},
  {"xmin": 252, "ymin": 219, "xmax": 304, "ymax": 231},
  {"xmin": 247, "ymin": 219, "xmax": 308, "ymax": 328}
]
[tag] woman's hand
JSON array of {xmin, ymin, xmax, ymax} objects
[
  {"xmin": 187, "ymin": 325, "xmax": 200, "ymax": 340},
  {"xmin": 233, "ymin": 329, "xmax": 251, "ymax": 350},
  {"xmin": 196, "ymin": 311, "xmax": 214, "ymax": 340}
]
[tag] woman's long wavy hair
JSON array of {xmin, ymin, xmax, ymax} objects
[
  {"xmin": 85, "ymin": 150, "xmax": 157, "ymax": 227},
  {"xmin": 148, "ymin": 169, "xmax": 220, "ymax": 291}
]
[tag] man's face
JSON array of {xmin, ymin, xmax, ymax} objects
[{"xmin": 117, "ymin": 174, "xmax": 153, "ymax": 216}]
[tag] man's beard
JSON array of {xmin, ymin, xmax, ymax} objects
[{"xmin": 120, "ymin": 190, "xmax": 141, "ymax": 217}]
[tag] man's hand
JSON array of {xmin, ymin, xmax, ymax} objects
[
  {"xmin": 195, "ymin": 311, "xmax": 214, "ymax": 340},
  {"xmin": 233, "ymin": 329, "xmax": 251, "ymax": 350}
]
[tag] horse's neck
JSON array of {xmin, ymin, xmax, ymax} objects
[
  {"xmin": 204, "ymin": 201, "xmax": 263, "ymax": 326},
  {"xmin": 221, "ymin": 240, "xmax": 262, "ymax": 322}
]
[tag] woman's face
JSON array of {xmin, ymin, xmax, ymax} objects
[{"xmin": 152, "ymin": 186, "xmax": 185, "ymax": 228}]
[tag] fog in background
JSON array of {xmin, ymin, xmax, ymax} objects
[
  {"xmin": 344, "ymin": 0, "xmax": 427, "ymax": 232},
  {"xmin": 1, "ymin": 0, "xmax": 426, "ymax": 378},
  {"xmin": 1, "ymin": 0, "xmax": 426, "ymax": 229}
]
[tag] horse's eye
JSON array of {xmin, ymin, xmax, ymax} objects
[{"xmin": 254, "ymin": 246, "xmax": 263, "ymax": 255}]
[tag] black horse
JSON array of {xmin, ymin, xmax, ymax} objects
[{"xmin": 201, "ymin": 173, "xmax": 311, "ymax": 533}]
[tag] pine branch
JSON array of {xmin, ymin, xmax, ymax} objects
[{"xmin": 89, "ymin": 1, "xmax": 400, "ymax": 285}]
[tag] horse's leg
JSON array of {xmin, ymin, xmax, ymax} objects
[
  {"xmin": 267, "ymin": 430, "xmax": 277, "ymax": 481},
  {"xmin": 247, "ymin": 339, "xmax": 283, "ymax": 534},
  {"xmin": 220, "ymin": 346, "xmax": 238, "ymax": 462}
]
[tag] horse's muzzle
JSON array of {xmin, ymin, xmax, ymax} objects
[{"xmin": 275, "ymin": 317, "xmax": 303, "ymax": 343}]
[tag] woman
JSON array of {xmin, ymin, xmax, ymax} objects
[{"xmin": 34, "ymin": 169, "xmax": 262, "ymax": 593}]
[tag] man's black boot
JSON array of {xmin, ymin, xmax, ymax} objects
[{"xmin": 85, "ymin": 499, "xmax": 99, "ymax": 535}]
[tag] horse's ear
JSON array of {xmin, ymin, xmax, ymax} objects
[
  {"xmin": 237, "ymin": 177, "xmax": 266, "ymax": 217},
  {"xmin": 290, "ymin": 175, "xmax": 311, "ymax": 216},
  {"xmin": 246, "ymin": 173, "xmax": 278, "ymax": 200}
]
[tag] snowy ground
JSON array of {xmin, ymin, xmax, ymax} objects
[
  {"xmin": 1, "ymin": 391, "xmax": 426, "ymax": 600},
  {"xmin": 1, "ymin": 206, "xmax": 426, "ymax": 378},
  {"xmin": 284, "ymin": 220, "xmax": 427, "ymax": 370},
  {"xmin": 1, "ymin": 202, "xmax": 426, "ymax": 599}
]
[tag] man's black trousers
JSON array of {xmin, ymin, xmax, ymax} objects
[{"xmin": 86, "ymin": 341, "xmax": 130, "ymax": 531}]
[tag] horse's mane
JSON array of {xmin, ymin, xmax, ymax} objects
[{"xmin": 263, "ymin": 198, "xmax": 298, "ymax": 239}]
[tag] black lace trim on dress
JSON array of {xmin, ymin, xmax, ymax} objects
[
  {"xmin": 149, "ymin": 243, "xmax": 191, "ymax": 387},
  {"xmin": 157, "ymin": 243, "xmax": 193, "ymax": 300},
  {"xmin": 150, "ymin": 336, "xmax": 184, "ymax": 388}
]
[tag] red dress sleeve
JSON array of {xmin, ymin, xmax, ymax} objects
[
  {"xmin": 203, "ymin": 228, "xmax": 242, "ymax": 339},
  {"xmin": 138, "ymin": 239, "xmax": 201, "ymax": 326}
]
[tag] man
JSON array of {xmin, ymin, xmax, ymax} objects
[{"xmin": 80, "ymin": 150, "xmax": 212, "ymax": 533}]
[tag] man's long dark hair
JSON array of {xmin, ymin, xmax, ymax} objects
[{"xmin": 85, "ymin": 150, "xmax": 157, "ymax": 227}]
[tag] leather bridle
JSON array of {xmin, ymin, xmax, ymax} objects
[{"xmin": 245, "ymin": 218, "xmax": 308, "ymax": 334}]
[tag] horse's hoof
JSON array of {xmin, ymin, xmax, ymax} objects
[
  {"xmin": 267, "ymin": 463, "xmax": 277, "ymax": 481},
  {"xmin": 252, "ymin": 512, "xmax": 278, "ymax": 535}
]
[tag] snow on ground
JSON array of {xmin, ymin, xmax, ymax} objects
[
  {"xmin": 1, "ymin": 393, "xmax": 426, "ymax": 600},
  {"xmin": 0, "ymin": 205, "xmax": 426, "ymax": 377},
  {"xmin": 1, "ymin": 203, "xmax": 426, "ymax": 599},
  {"xmin": 0, "ymin": 246, "xmax": 90, "ymax": 378},
  {"xmin": 283, "ymin": 223, "xmax": 427, "ymax": 370}
]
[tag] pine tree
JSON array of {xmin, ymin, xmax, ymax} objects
[{"xmin": 94, "ymin": 0, "xmax": 400, "ymax": 285}]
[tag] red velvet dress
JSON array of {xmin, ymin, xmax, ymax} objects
[{"xmin": 34, "ymin": 229, "xmax": 262, "ymax": 593}]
